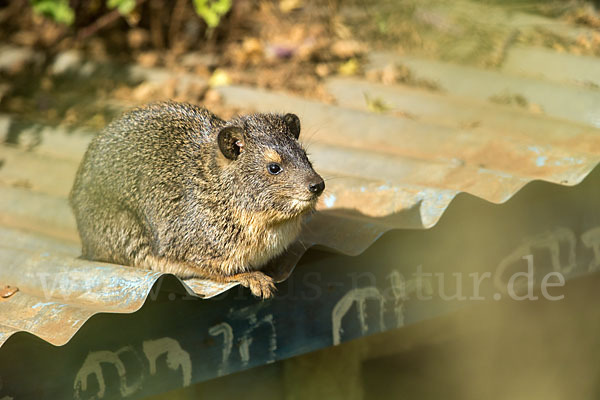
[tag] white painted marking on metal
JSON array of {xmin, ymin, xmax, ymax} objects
[{"xmin": 143, "ymin": 337, "xmax": 192, "ymax": 387}]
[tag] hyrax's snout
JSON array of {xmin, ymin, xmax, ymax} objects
[{"xmin": 308, "ymin": 176, "xmax": 325, "ymax": 196}]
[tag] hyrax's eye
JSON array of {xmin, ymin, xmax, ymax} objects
[{"xmin": 267, "ymin": 163, "xmax": 283, "ymax": 175}]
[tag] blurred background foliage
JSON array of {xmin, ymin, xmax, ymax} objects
[
  {"xmin": 0, "ymin": 0, "xmax": 599, "ymax": 131},
  {"xmin": 30, "ymin": 0, "xmax": 232, "ymax": 29}
]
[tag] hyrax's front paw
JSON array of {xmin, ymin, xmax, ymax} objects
[{"xmin": 233, "ymin": 271, "xmax": 276, "ymax": 299}]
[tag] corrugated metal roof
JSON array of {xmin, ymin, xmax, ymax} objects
[{"xmin": 1, "ymin": 33, "xmax": 600, "ymax": 350}]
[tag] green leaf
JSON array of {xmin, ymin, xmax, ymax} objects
[
  {"xmin": 107, "ymin": 0, "xmax": 136, "ymax": 15},
  {"xmin": 193, "ymin": 0, "xmax": 232, "ymax": 28},
  {"xmin": 30, "ymin": 0, "xmax": 75, "ymax": 25}
]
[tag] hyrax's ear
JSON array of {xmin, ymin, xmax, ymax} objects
[
  {"xmin": 218, "ymin": 126, "xmax": 245, "ymax": 160},
  {"xmin": 284, "ymin": 113, "xmax": 301, "ymax": 139}
]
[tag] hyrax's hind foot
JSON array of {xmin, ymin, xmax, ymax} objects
[{"xmin": 231, "ymin": 271, "xmax": 276, "ymax": 299}]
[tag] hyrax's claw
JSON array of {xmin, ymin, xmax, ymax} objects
[{"xmin": 234, "ymin": 271, "xmax": 276, "ymax": 299}]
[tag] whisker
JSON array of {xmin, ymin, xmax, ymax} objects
[
  {"xmin": 322, "ymin": 176, "xmax": 344, "ymax": 182},
  {"xmin": 300, "ymin": 122, "xmax": 329, "ymax": 151}
]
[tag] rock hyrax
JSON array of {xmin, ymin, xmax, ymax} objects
[{"xmin": 69, "ymin": 102, "xmax": 324, "ymax": 298}]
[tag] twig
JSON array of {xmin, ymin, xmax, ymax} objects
[
  {"xmin": 76, "ymin": 0, "xmax": 148, "ymax": 42},
  {"xmin": 168, "ymin": 0, "xmax": 188, "ymax": 49},
  {"xmin": 150, "ymin": 0, "xmax": 165, "ymax": 49}
]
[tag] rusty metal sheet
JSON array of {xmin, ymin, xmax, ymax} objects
[
  {"xmin": 1, "ymin": 61, "xmax": 600, "ymax": 353},
  {"xmin": 0, "ymin": 227, "xmax": 237, "ymax": 348},
  {"xmin": 366, "ymin": 52, "xmax": 600, "ymax": 128}
]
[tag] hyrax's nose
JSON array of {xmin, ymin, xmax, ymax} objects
[{"xmin": 308, "ymin": 178, "xmax": 325, "ymax": 196}]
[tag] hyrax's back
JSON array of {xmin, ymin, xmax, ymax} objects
[{"xmin": 70, "ymin": 103, "xmax": 223, "ymax": 264}]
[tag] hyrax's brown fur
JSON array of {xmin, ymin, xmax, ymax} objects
[{"xmin": 69, "ymin": 102, "xmax": 324, "ymax": 298}]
